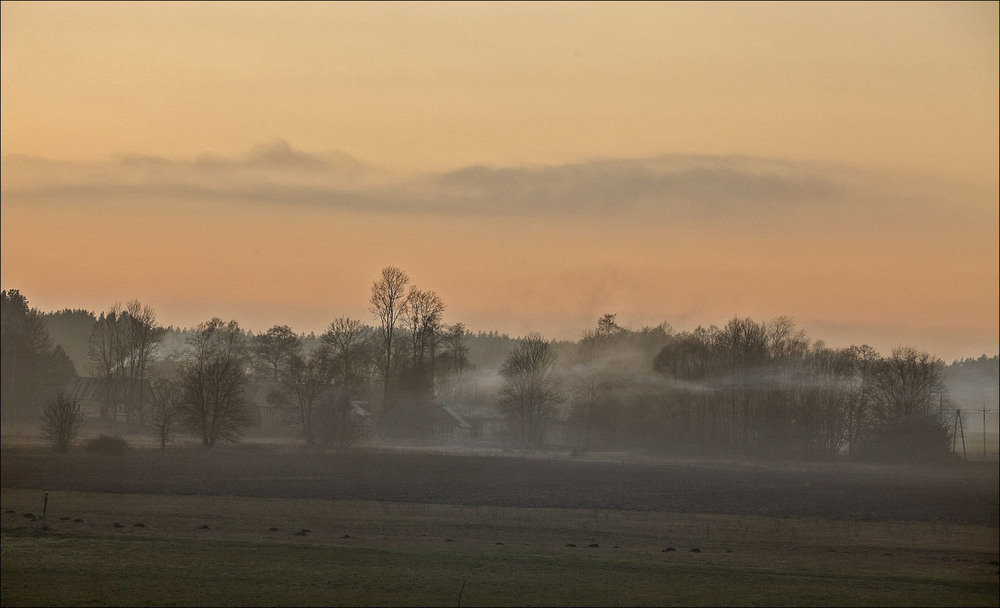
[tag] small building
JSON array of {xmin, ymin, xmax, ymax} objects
[
  {"xmin": 243, "ymin": 381, "xmax": 287, "ymax": 428},
  {"xmin": 62, "ymin": 376, "xmax": 153, "ymax": 422},
  {"xmin": 377, "ymin": 398, "xmax": 474, "ymax": 441},
  {"xmin": 242, "ymin": 382, "xmax": 375, "ymax": 443}
]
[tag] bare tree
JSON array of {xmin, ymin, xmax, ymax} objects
[
  {"xmin": 795, "ymin": 345, "xmax": 858, "ymax": 458},
  {"xmin": 41, "ymin": 391, "xmax": 85, "ymax": 453},
  {"xmin": 279, "ymin": 349, "xmax": 333, "ymax": 446},
  {"xmin": 439, "ymin": 322, "xmax": 471, "ymax": 398},
  {"xmin": 369, "ymin": 266, "xmax": 410, "ymax": 407},
  {"xmin": 497, "ymin": 333, "xmax": 564, "ymax": 449},
  {"xmin": 88, "ymin": 304, "xmax": 127, "ymax": 420},
  {"xmin": 403, "ymin": 287, "xmax": 446, "ymax": 398},
  {"xmin": 177, "ymin": 318, "xmax": 253, "ymax": 447},
  {"xmin": 321, "ymin": 317, "xmax": 373, "ymax": 400},
  {"xmin": 861, "ymin": 347, "xmax": 950, "ymax": 461},
  {"xmin": 714, "ymin": 317, "xmax": 770, "ymax": 452},
  {"xmin": 315, "ymin": 388, "xmax": 366, "ymax": 450},
  {"xmin": 251, "ymin": 325, "xmax": 302, "ymax": 382},
  {"xmin": 88, "ymin": 300, "xmax": 162, "ymax": 424},
  {"xmin": 869, "ymin": 347, "xmax": 947, "ymax": 425},
  {"xmin": 844, "ymin": 344, "xmax": 880, "ymax": 453},
  {"xmin": 569, "ymin": 314, "xmax": 627, "ymax": 450},
  {"xmin": 147, "ymin": 377, "xmax": 180, "ymax": 449},
  {"xmin": 121, "ymin": 300, "xmax": 162, "ymax": 423}
]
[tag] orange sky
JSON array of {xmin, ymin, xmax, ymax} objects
[{"xmin": 2, "ymin": 2, "xmax": 998, "ymax": 361}]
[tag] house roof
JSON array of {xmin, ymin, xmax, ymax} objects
[
  {"xmin": 436, "ymin": 401, "xmax": 473, "ymax": 429},
  {"xmin": 243, "ymin": 383, "xmax": 372, "ymax": 418},
  {"xmin": 380, "ymin": 399, "xmax": 473, "ymax": 429},
  {"xmin": 63, "ymin": 377, "xmax": 110, "ymax": 402},
  {"xmin": 350, "ymin": 401, "xmax": 372, "ymax": 418}
]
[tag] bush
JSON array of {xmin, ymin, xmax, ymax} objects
[
  {"xmin": 855, "ymin": 415, "xmax": 954, "ymax": 464},
  {"xmin": 41, "ymin": 391, "xmax": 85, "ymax": 453},
  {"xmin": 84, "ymin": 435, "xmax": 131, "ymax": 456}
]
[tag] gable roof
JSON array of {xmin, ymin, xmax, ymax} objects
[
  {"xmin": 63, "ymin": 377, "xmax": 110, "ymax": 402},
  {"xmin": 436, "ymin": 400, "xmax": 473, "ymax": 429}
]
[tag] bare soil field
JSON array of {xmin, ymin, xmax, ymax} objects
[
  {"xmin": 2, "ymin": 446, "xmax": 998, "ymax": 606},
  {"xmin": 1, "ymin": 446, "xmax": 997, "ymax": 525}
]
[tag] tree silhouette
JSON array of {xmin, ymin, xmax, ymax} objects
[
  {"xmin": 177, "ymin": 318, "xmax": 253, "ymax": 447},
  {"xmin": 41, "ymin": 391, "xmax": 85, "ymax": 453},
  {"xmin": 497, "ymin": 333, "xmax": 564, "ymax": 448}
]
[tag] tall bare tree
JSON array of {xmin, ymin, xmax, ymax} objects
[
  {"xmin": 439, "ymin": 322, "xmax": 471, "ymax": 398},
  {"xmin": 369, "ymin": 266, "xmax": 410, "ymax": 407},
  {"xmin": 570, "ymin": 315, "xmax": 627, "ymax": 450},
  {"xmin": 404, "ymin": 287, "xmax": 446, "ymax": 398},
  {"xmin": 321, "ymin": 317, "xmax": 373, "ymax": 400},
  {"xmin": 88, "ymin": 305, "xmax": 127, "ymax": 419},
  {"xmin": 88, "ymin": 300, "xmax": 162, "ymax": 424},
  {"xmin": 497, "ymin": 333, "xmax": 564, "ymax": 449},
  {"xmin": 177, "ymin": 318, "xmax": 252, "ymax": 447},
  {"xmin": 714, "ymin": 317, "xmax": 770, "ymax": 452},
  {"xmin": 121, "ymin": 300, "xmax": 162, "ymax": 423},
  {"xmin": 278, "ymin": 349, "xmax": 333, "ymax": 446}
]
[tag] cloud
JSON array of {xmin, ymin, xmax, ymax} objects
[
  {"xmin": 432, "ymin": 155, "xmax": 848, "ymax": 217},
  {"xmin": 119, "ymin": 139, "xmax": 366, "ymax": 176},
  {"xmin": 2, "ymin": 142, "xmax": 865, "ymax": 222}
]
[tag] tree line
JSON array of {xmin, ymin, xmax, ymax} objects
[{"xmin": 2, "ymin": 275, "xmax": 995, "ymax": 462}]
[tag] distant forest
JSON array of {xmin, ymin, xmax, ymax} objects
[{"xmin": 2, "ymin": 272, "xmax": 998, "ymax": 461}]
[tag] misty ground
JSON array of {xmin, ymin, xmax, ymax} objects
[
  {"xmin": 2, "ymin": 442, "xmax": 997, "ymax": 527},
  {"xmin": 3, "ymin": 433, "xmax": 998, "ymax": 607}
]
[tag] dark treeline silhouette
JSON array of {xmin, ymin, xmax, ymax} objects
[
  {"xmin": 2, "ymin": 276, "xmax": 997, "ymax": 462},
  {"xmin": 1, "ymin": 290, "xmax": 75, "ymax": 423}
]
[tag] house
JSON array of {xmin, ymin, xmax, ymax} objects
[
  {"xmin": 242, "ymin": 382, "xmax": 375, "ymax": 442},
  {"xmin": 349, "ymin": 400, "xmax": 374, "ymax": 433},
  {"xmin": 62, "ymin": 376, "xmax": 153, "ymax": 422},
  {"xmin": 242, "ymin": 381, "xmax": 287, "ymax": 428},
  {"xmin": 376, "ymin": 397, "xmax": 474, "ymax": 441}
]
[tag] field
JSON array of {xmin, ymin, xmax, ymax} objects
[{"xmin": 2, "ymin": 445, "xmax": 998, "ymax": 606}]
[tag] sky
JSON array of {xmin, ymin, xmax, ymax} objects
[{"xmin": 1, "ymin": 1, "xmax": 998, "ymax": 361}]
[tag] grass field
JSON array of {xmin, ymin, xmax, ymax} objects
[{"xmin": 2, "ymin": 445, "xmax": 998, "ymax": 606}]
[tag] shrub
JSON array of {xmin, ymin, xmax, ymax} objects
[
  {"xmin": 84, "ymin": 435, "xmax": 131, "ymax": 456},
  {"xmin": 854, "ymin": 415, "xmax": 954, "ymax": 464},
  {"xmin": 41, "ymin": 391, "xmax": 85, "ymax": 453}
]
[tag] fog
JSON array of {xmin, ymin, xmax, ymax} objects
[
  {"xmin": 5, "ymin": 288, "xmax": 995, "ymax": 464},
  {"xmin": 2, "ymin": 4, "xmax": 997, "ymax": 604}
]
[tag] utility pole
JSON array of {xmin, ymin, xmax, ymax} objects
[
  {"xmin": 953, "ymin": 409, "xmax": 966, "ymax": 458},
  {"xmin": 977, "ymin": 406, "xmax": 991, "ymax": 459}
]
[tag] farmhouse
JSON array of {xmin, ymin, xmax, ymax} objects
[
  {"xmin": 243, "ymin": 381, "xmax": 286, "ymax": 428},
  {"xmin": 62, "ymin": 376, "xmax": 153, "ymax": 422},
  {"xmin": 242, "ymin": 381, "xmax": 374, "ymax": 436},
  {"xmin": 376, "ymin": 398, "xmax": 473, "ymax": 441}
]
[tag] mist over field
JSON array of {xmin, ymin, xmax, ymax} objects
[
  {"xmin": 3, "ymin": 282, "xmax": 998, "ymax": 462},
  {"xmin": 2, "ymin": 4, "xmax": 998, "ymax": 605}
]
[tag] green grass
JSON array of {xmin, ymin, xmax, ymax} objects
[
  {"xmin": 2, "ymin": 489, "xmax": 997, "ymax": 607},
  {"xmin": 2, "ymin": 529, "xmax": 996, "ymax": 607}
]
